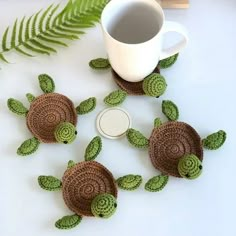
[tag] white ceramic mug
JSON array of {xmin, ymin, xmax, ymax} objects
[{"xmin": 101, "ymin": 0, "xmax": 188, "ymax": 82}]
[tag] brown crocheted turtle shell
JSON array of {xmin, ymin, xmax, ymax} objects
[
  {"xmin": 112, "ymin": 66, "xmax": 160, "ymax": 95},
  {"xmin": 149, "ymin": 121, "xmax": 203, "ymax": 177},
  {"xmin": 62, "ymin": 161, "xmax": 117, "ymax": 217},
  {"xmin": 26, "ymin": 93, "xmax": 77, "ymax": 143}
]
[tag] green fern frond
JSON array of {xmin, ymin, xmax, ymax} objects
[{"xmin": 0, "ymin": 0, "xmax": 109, "ymax": 63}]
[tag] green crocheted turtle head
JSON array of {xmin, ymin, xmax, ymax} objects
[
  {"xmin": 142, "ymin": 73, "xmax": 167, "ymax": 97},
  {"xmin": 178, "ymin": 154, "xmax": 202, "ymax": 179},
  {"xmin": 91, "ymin": 193, "xmax": 117, "ymax": 219},
  {"xmin": 54, "ymin": 122, "xmax": 77, "ymax": 144}
]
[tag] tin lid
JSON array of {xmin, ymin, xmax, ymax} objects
[{"xmin": 96, "ymin": 107, "xmax": 131, "ymax": 139}]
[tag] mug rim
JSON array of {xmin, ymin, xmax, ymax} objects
[{"xmin": 101, "ymin": 0, "xmax": 165, "ymax": 46}]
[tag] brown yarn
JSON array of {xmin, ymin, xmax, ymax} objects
[
  {"xmin": 26, "ymin": 93, "xmax": 77, "ymax": 143},
  {"xmin": 62, "ymin": 161, "xmax": 117, "ymax": 217},
  {"xmin": 149, "ymin": 121, "xmax": 203, "ymax": 177},
  {"xmin": 112, "ymin": 66, "xmax": 160, "ymax": 95}
]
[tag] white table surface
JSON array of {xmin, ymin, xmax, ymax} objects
[{"xmin": 0, "ymin": 0, "xmax": 236, "ymax": 236}]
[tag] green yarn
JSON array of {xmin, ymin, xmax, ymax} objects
[
  {"xmin": 126, "ymin": 128, "xmax": 149, "ymax": 149},
  {"xmin": 76, "ymin": 97, "xmax": 96, "ymax": 115},
  {"xmin": 178, "ymin": 154, "xmax": 202, "ymax": 179},
  {"xmin": 145, "ymin": 175, "xmax": 169, "ymax": 192},
  {"xmin": 91, "ymin": 194, "xmax": 117, "ymax": 218},
  {"xmin": 159, "ymin": 54, "xmax": 179, "ymax": 69},
  {"xmin": 38, "ymin": 175, "xmax": 62, "ymax": 191},
  {"xmin": 116, "ymin": 175, "xmax": 142, "ymax": 191},
  {"xmin": 85, "ymin": 136, "xmax": 102, "ymax": 161},
  {"xmin": 104, "ymin": 90, "xmax": 127, "ymax": 107},
  {"xmin": 26, "ymin": 93, "xmax": 36, "ymax": 103},
  {"xmin": 89, "ymin": 58, "xmax": 111, "ymax": 70},
  {"xmin": 67, "ymin": 160, "xmax": 76, "ymax": 169},
  {"xmin": 7, "ymin": 98, "xmax": 28, "ymax": 116},
  {"xmin": 38, "ymin": 74, "xmax": 55, "ymax": 93},
  {"xmin": 202, "ymin": 130, "xmax": 226, "ymax": 150},
  {"xmin": 17, "ymin": 137, "xmax": 40, "ymax": 156},
  {"xmin": 154, "ymin": 118, "xmax": 162, "ymax": 128},
  {"xmin": 54, "ymin": 122, "xmax": 77, "ymax": 144},
  {"xmin": 55, "ymin": 214, "xmax": 82, "ymax": 229},
  {"xmin": 162, "ymin": 100, "xmax": 179, "ymax": 121},
  {"xmin": 142, "ymin": 73, "xmax": 167, "ymax": 97}
]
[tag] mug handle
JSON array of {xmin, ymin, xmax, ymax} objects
[{"xmin": 159, "ymin": 21, "xmax": 189, "ymax": 60}]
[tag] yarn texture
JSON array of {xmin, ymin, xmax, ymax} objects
[
  {"xmin": 85, "ymin": 136, "xmax": 102, "ymax": 161},
  {"xmin": 145, "ymin": 175, "xmax": 169, "ymax": 192},
  {"xmin": 202, "ymin": 130, "xmax": 226, "ymax": 150},
  {"xmin": 162, "ymin": 100, "xmax": 179, "ymax": 121},
  {"xmin": 116, "ymin": 175, "xmax": 142, "ymax": 191},
  {"xmin": 54, "ymin": 122, "xmax": 77, "ymax": 144},
  {"xmin": 38, "ymin": 175, "xmax": 62, "ymax": 191}
]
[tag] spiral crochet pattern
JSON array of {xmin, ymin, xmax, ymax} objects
[
  {"xmin": 54, "ymin": 122, "xmax": 77, "ymax": 144},
  {"xmin": 149, "ymin": 121, "xmax": 203, "ymax": 177},
  {"xmin": 178, "ymin": 154, "xmax": 202, "ymax": 179},
  {"xmin": 91, "ymin": 193, "xmax": 117, "ymax": 218},
  {"xmin": 26, "ymin": 93, "xmax": 77, "ymax": 143},
  {"xmin": 112, "ymin": 66, "xmax": 160, "ymax": 95},
  {"xmin": 62, "ymin": 161, "xmax": 117, "ymax": 217}
]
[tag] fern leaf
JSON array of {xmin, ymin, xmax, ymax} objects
[
  {"xmin": 29, "ymin": 39, "xmax": 57, "ymax": 53},
  {"xmin": 47, "ymin": 30, "xmax": 78, "ymax": 40},
  {"xmin": 37, "ymin": 35, "xmax": 68, "ymax": 47},
  {"xmin": 11, "ymin": 19, "xmax": 18, "ymax": 48},
  {"xmin": 0, "ymin": 53, "xmax": 9, "ymax": 63},
  {"xmin": 39, "ymin": 4, "xmax": 53, "ymax": 32},
  {"xmin": 46, "ymin": 4, "xmax": 60, "ymax": 30},
  {"xmin": 23, "ymin": 43, "xmax": 50, "ymax": 55},
  {"xmin": 25, "ymin": 15, "xmax": 33, "ymax": 41},
  {"xmin": 15, "ymin": 46, "xmax": 34, "ymax": 57},
  {"xmin": 31, "ymin": 10, "xmax": 42, "ymax": 37},
  {"xmin": 55, "ymin": 25, "xmax": 84, "ymax": 35},
  {"xmin": 2, "ymin": 26, "xmax": 10, "ymax": 51},
  {"xmin": 18, "ymin": 16, "xmax": 26, "ymax": 44}
]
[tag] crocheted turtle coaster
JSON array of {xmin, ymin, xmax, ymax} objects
[
  {"xmin": 62, "ymin": 161, "xmax": 117, "ymax": 217},
  {"xmin": 38, "ymin": 136, "xmax": 142, "ymax": 230},
  {"xmin": 112, "ymin": 66, "xmax": 160, "ymax": 96},
  {"xmin": 27, "ymin": 93, "xmax": 77, "ymax": 143},
  {"xmin": 126, "ymin": 100, "xmax": 227, "ymax": 191},
  {"xmin": 7, "ymin": 74, "xmax": 97, "ymax": 156},
  {"xmin": 149, "ymin": 121, "xmax": 203, "ymax": 177}
]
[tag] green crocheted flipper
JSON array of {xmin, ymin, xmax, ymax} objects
[
  {"xmin": 54, "ymin": 122, "xmax": 77, "ymax": 144},
  {"xmin": 89, "ymin": 58, "xmax": 111, "ymax": 70},
  {"xmin": 126, "ymin": 128, "xmax": 149, "ymax": 149},
  {"xmin": 76, "ymin": 97, "xmax": 96, "ymax": 115},
  {"xmin": 154, "ymin": 118, "xmax": 162, "ymax": 128},
  {"xmin": 116, "ymin": 175, "xmax": 142, "ymax": 191},
  {"xmin": 55, "ymin": 215, "xmax": 82, "ymax": 230},
  {"xmin": 17, "ymin": 137, "xmax": 40, "ymax": 156},
  {"xmin": 85, "ymin": 136, "xmax": 102, "ymax": 161},
  {"xmin": 67, "ymin": 160, "xmax": 76, "ymax": 169},
  {"xmin": 91, "ymin": 194, "xmax": 117, "ymax": 218},
  {"xmin": 178, "ymin": 154, "xmax": 202, "ymax": 179},
  {"xmin": 38, "ymin": 74, "xmax": 55, "ymax": 93},
  {"xmin": 26, "ymin": 93, "xmax": 36, "ymax": 103},
  {"xmin": 159, "ymin": 54, "xmax": 179, "ymax": 69},
  {"xmin": 202, "ymin": 130, "xmax": 226, "ymax": 150},
  {"xmin": 7, "ymin": 98, "xmax": 28, "ymax": 116},
  {"xmin": 38, "ymin": 176, "xmax": 62, "ymax": 191},
  {"xmin": 104, "ymin": 90, "xmax": 127, "ymax": 107},
  {"xmin": 142, "ymin": 73, "xmax": 167, "ymax": 97},
  {"xmin": 145, "ymin": 175, "xmax": 169, "ymax": 192},
  {"xmin": 162, "ymin": 100, "xmax": 179, "ymax": 121}
]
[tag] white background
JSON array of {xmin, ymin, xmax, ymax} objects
[{"xmin": 0, "ymin": 0, "xmax": 235, "ymax": 236}]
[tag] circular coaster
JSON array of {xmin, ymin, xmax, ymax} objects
[
  {"xmin": 96, "ymin": 107, "xmax": 131, "ymax": 139},
  {"xmin": 62, "ymin": 161, "xmax": 117, "ymax": 217},
  {"xmin": 26, "ymin": 93, "xmax": 77, "ymax": 143},
  {"xmin": 149, "ymin": 121, "xmax": 203, "ymax": 178},
  {"xmin": 112, "ymin": 66, "xmax": 160, "ymax": 95}
]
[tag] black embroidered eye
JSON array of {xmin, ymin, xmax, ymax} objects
[
  {"xmin": 75, "ymin": 131, "xmax": 77, "ymax": 135},
  {"xmin": 64, "ymin": 141, "xmax": 68, "ymax": 144},
  {"xmin": 185, "ymin": 173, "xmax": 190, "ymax": 178},
  {"xmin": 199, "ymin": 165, "xmax": 202, "ymax": 170},
  {"xmin": 114, "ymin": 203, "xmax": 117, "ymax": 208},
  {"xmin": 99, "ymin": 213, "xmax": 103, "ymax": 218}
]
